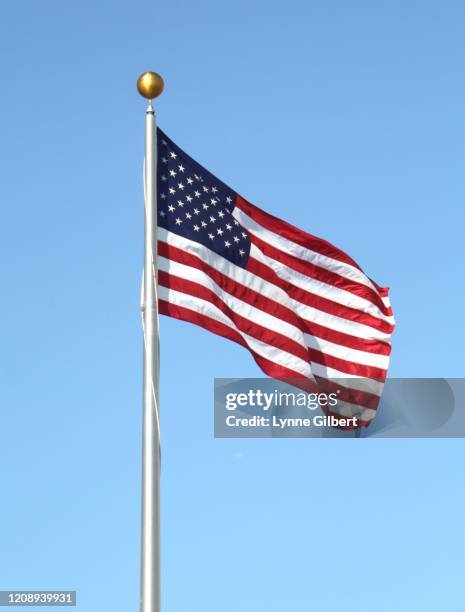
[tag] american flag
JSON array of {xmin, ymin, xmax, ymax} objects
[{"xmin": 156, "ymin": 128, "xmax": 395, "ymax": 426}]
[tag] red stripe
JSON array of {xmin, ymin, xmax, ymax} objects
[
  {"xmin": 304, "ymin": 319, "xmax": 391, "ymax": 356},
  {"xmin": 159, "ymin": 300, "xmax": 309, "ymax": 381},
  {"xmin": 286, "ymin": 376, "xmax": 381, "ymax": 412},
  {"xmin": 371, "ymin": 281, "xmax": 389, "ymax": 298},
  {"xmin": 313, "ymin": 376, "xmax": 381, "ymax": 415},
  {"xmin": 250, "ymin": 233, "xmax": 392, "ymax": 317},
  {"xmin": 308, "ymin": 347, "xmax": 387, "ymax": 380},
  {"xmin": 246, "ymin": 256, "xmax": 394, "ymax": 334}
]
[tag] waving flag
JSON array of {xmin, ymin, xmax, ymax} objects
[{"xmin": 156, "ymin": 129, "xmax": 394, "ymax": 426}]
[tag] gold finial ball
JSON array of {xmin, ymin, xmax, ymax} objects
[{"xmin": 137, "ymin": 72, "xmax": 164, "ymax": 100}]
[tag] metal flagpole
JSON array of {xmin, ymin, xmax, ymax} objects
[{"xmin": 137, "ymin": 71, "xmax": 165, "ymax": 612}]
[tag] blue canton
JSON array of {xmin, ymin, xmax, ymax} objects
[{"xmin": 157, "ymin": 128, "xmax": 251, "ymax": 268}]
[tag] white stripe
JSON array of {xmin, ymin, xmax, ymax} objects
[
  {"xmin": 158, "ymin": 255, "xmax": 307, "ymax": 350},
  {"xmin": 158, "ymin": 285, "xmax": 313, "ymax": 379},
  {"xmin": 304, "ymin": 334, "xmax": 389, "ymax": 369},
  {"xmin": 289, "ymin": 297, "xmax": 391, "ymax": 343},
  {"xmin": 310, "ymin": 362, "xmax": 384, "ymax": 396},
  {"xmin": 234, "ymin": 205, "xmax": 388, "ymax": 300},
  {"xmin": 159, "ymin": 229, "xmax": 392, "ymax": 344}
]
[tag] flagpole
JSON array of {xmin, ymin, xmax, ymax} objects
[{"xmin": 137, "ymin": 71, "xmax": 164, "ymax": 612}]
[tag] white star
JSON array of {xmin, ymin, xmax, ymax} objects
[
  {"xmin": 169, "ymin": 187, "xmax": 175, "ymax": 195},
  {"xmin": 186, "ymin": 195, "xmax": 193, "ymax": 203},
  {"xmin": 210, "ymin": 198, "xmax": 217, "ymax": 205},
  {"xmin": 203, "ymin": 186, "xmax": 209, "ymax": 193},
  {"xmin": 178, "ymin": 164, "xmax": 185, "ymax": 172},
  {"xmin": 226, "ymin": 196, "xmax": 232, "ymax": 204},
  {"xmin": 175, "ymin": 217, "xmax": 182, "ymax": 225},
  {"xmin": 239, "ymin": 249, "xmax": 245, "ymax": 256},
  {"xmin": 161, "ymin": 139, "xmax": 167, "ymax": 145},
  {"xmin": 169, "ymin": 170, "xmax": 177, "ymax": 177},
  {"xmin": 233, "ymin": 236, "xmax": 240, "ymax": 243},
  {"xmin": 193, "ymin": 208, "xmax": 200, "ymax": 215},
  {"xmin": 218, "ymin": 211, "xmax": 225, "ymax": 218},
  {"xmin": 161, "ymin": 175, "xmax": 167, "ymax": 182},
  {"xmin": 234, "ymin": 220, "xmax": 239, "ymax": 225},
  {"xmin": 208, "ymin": 233, "xmax": 215, "ymax": 240},
  {"xmin": 161, "ymin": 157, "xmax": 168, "ymax": 164},
  {"xmin": 177, "ymin": 182, "xmax": 185, "ymax": 190},
  {"xmin": 160, "ymin": 193, "xmax": 166, "ymax": 199},
  {"xmin": 168, "ymin": 205, "xmax": 175, "ymax": 212},
  {"xmin": 177, "ymin": 200, "xmax": 184, "ymax": 207},
  {"xmin": 224, "ymin": 240, "xmax": 231, "ymax": 247},
  {"xmin": 217, "ymin": 228, "xmax": 224, "ymax": 236},
  {"xmin": 202, "ymin": 203, "xmax": 209, "ymax": 210},
  {"xmin": 160, "ymin": 210, "xmax": 166, "ymax": 217},
  {"xmin": 170, "ymin": 151, "xmax": 177, "ymax": 159},
  {"xmin": 226, "ymin": 223, "xmax": 232, "ymax": 230},
  {"xmin": 187, "ymin": 177, "xmax": 194, "ymax": 185},
  {"xmin": 185, "ymin": 212, "xmax": 192, "ymax": 219},
  {"xmin": 212, "ymin": 186, "xmax": 218, "ymax": 193},
  {"xmin": 201, "ymin": 221, "xmax": 207, "ymax": 228},
  {"xmin": 193, "ymin": 224, "xmax": 200, "ymax": 232},
  {"xmin": 194, "ymin": 190, "xmax": 201, "ymax": 198},
  {"xmin": 209, "ymin": 216, "xmax": 216, "ymax": 223},
  {"xmin": 241, "ymin": 231, "xmax": 247, "ymax": 238}
]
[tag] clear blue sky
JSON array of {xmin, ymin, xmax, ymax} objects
[{"xmin": 1, "ymin": 1, "xmax": 464, "ymax": 610}]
